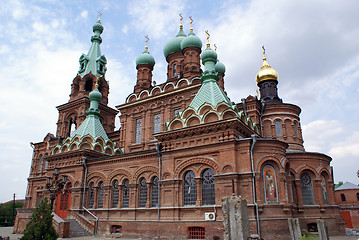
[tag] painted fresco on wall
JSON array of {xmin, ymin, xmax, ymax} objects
[{"xmin": 263, "ymin": 165, "xmax": 278, "ymax": 203}]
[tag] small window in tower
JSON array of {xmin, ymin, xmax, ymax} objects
[
  {"xmin": 294, "ymin": 121, "xmax": 299, "ymax": 138},
  {"xmin": 341, "ymin": 193, "xmax": 346, "ymax": 201},
  {"xmin": 135, "ymin": 118, "xmax": 143, "ymax": 144},
  {"xmin": 173, "ymin": 64, "xmax": 177, "ymax": 77},
  {"xmin": 173, "ymin": 108, "xmax": 181, "ymax": 118},
  {"xmin": 274, "ymin": 120, "xmax": 283, "ymax": 137},
  {"xmin": 85, "ymin": 79, "xmax": 93, "ymax": 91},
  {"xmin": 99, "ymin": 64, "xmax": 104, "ymax": 72},
  {"xmin": 153, "ymin": 113, "xmax": 161, "ymax": 134},
  {"xmin": 81, "ymin": 62, "xmax": 85, "ymax": 70}
]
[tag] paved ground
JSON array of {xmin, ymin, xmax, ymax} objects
[{"xmin": 0, "ymin": 226, "xmax": 358, "ymax": 239}]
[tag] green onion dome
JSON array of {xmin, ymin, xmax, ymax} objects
[
  {"xmin": 136, "ymin": 48, "xmax": 155, "ymax": 67},
  {"xmin": 89, "ymin": 86, "xmax": 102, "ymax": 102},
  {"xmin": 93, "ymin": 19, "xmax": 104, "ymax": 35},
  {"xmin": 181, "ymin": 31, "xmax": 202, "ymax": 50},
  {"xmin": 215, "ymin": 60, "xmax": 226, "ymax": 73},
  {"xmin": 163, "ymin": 26, "xmax": 186, "ymax": 58},
  {"xmin": 201, "ymin": 44, "xmax": 218, "ymax": 64}
]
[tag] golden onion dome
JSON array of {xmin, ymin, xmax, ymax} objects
[{"xmin": 256, "ymin": 47, "xmax": 278, "ymax": 84}]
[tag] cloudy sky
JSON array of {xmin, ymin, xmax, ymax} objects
[{"xmin": 0, "ymin": 0, "xmax": 358, "ymax": 203}]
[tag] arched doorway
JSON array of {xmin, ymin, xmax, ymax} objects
[{"xmin": 55, "ymin": 182, "xmax": 72, "ymax": 219}]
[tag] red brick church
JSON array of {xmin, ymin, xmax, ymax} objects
[{"xmin": 14, "ymin": 18, "xmax": 343, "ymax": 239}]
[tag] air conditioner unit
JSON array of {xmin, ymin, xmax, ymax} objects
[{"xmin": 205, "ymin": 212, "xmax": 216, "ymax": 221}]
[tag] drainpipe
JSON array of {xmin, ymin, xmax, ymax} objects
[
  {"xmin": 259, "ymin": 101, "xmax": 265, "ymax": 136},
  {"xmin": 250, "ymin": 134, "xmax": 260, "ymax": 237},
  {"xmin": 82, "ymin": 156, "xmax": 88, "ymax": 209},
  {"xmin": 155, "ymin": 143, "xmax": 162, "ymax": 222}
]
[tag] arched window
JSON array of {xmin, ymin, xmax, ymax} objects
[
  {"xmin": 97, "ymin": 181, "xmax": 104, "ymax": 208},
  {"xmin": 184, "ymin": 171, "xmax": 197, "ymax": 205},
  {"xmin": 122, "ymin": 179, "xmax": 129, "ymax": 208},
  {"xmin": 341, "ymin": 193, "xmax": 346, "ymax": 202},
  {"xmin": 151, "ymin": 176, "xmax": 159, "ymax": 207},
  {"xmin": 274, "ymin": 120, "xmax": 283, "ymax": 137},
  {"xmin": 135, "ymin": 118, "xmax": 143, "ymax": 144},
  {"xmin": 294, "ymin": 121, "xmax": 299, "ymax": 138},
  {"xmin": 112, "ymin": 180, "xmax": 119, "ymax": 208},
  {"xmin": 88, "ymin": 182, "xmax": 95, "ymax": 208},
  {"xmin": 85, "ymin": 78, "xmax": 93, "ymax": 91},
  {"xmin": 139, "ymin": 177, "xmax": 147, "ymax": 207},
  {"xmin": 262, "ymin": 165, "xmax": 278, "ymax": 203},
  {"xmin": 153, "ymin": 114, "xmax": 161, "ymax": 134},
  {"xmin": 38, "ymin": 155, "xmax": 43, "ymax": 171},
  {"xmin": 202, "ymin": 169, "xmax": 215, "ymax": 205},
  {"xmin": 301, "ymin": 173, "xmax": 315, "ymax": 205},
  {"xmin": 173, "ymin": 64, "xmax": 177, "ymax": 77},
  {"xmin": 320, "ymin": 175, "xmax": 328, "ymax": 204}
]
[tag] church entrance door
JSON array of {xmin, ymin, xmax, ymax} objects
[{"xmin": 55, "ymin": 183, "xmax": 71, "ymax": 219}]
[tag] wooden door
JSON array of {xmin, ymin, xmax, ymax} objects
[{"xmin": 55, "ymin": 192, "xmax": 71, "ymax": 219}]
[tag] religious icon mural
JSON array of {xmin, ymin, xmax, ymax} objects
[{"xmin": 263, "ymin": 165, "xmax": 278, "ymax": 203}]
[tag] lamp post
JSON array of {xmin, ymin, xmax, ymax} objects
[{"xmin": 46, "ymin": 167, "xmax": 67, "ymax": 210}]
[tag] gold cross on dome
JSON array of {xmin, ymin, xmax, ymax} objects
[
  {"xmin": 98, "ymin": 11, "xmax": 102, "ymax": 21},
  {"xmin": 262, "ymin": 45, "xmax": 266, "ymax": 57},
  {"xmin": 214, "ymin": 44, "xmax": 217, "ymax": 52},
  {"xmin": 179, "ymin": 13, "xmax": 183, "ymax": 24},
  {"xmin": 145, "ymin": 35, "xmax": 149, "ymax": 48},
  {"xmin": 205, "ymin": 30, "xmax": 210, "ymax": 44},
  {"xmin": 189, "ymin": 16, "xmax": 193, "ymax": 29}
]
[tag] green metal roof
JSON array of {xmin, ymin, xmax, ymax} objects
[
  {"xmin": 70, "ymin": 86, "xmax": 109, "ymax": 141},
  {"xmin": 78, "ymin": 20, "xmax": 107, "ymax": 78},
  {"xmin": 188, "ymin": 45, "xmax": 232, "ymax": 111}
]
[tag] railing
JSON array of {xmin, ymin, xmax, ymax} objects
[
  {"xmin": 82, "ymin": 207, "xmax": 99, "ymax": 235},
  {"xmin": 68, "ymin": 209, "xmax": 96, "ymax": 235}
]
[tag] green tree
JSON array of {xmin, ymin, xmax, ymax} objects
[
  {"xmin": 21, "ymin": 198, "xmax": 58, "ymax": 240},
  {"xmin": 0, "ymin": 201, "xmax": 23, "ymax": 225}
]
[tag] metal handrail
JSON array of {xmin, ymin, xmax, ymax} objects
[{"xmin": 82, "ymin": 207, "xmax": 98, "ymax": 235}]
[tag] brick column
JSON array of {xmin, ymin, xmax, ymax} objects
[
  {"xmin": 93, "ymin": 186, "xmax": 98, "ymax": 209},
  {"xmin": 279, "ymin": 172, "xmax": 288, "ymax": 203},
  {"xmin": 146, "ymin": 182, "xmax": 151, "ymax": 208},
  {"xmin": 294, "ymin": 179, "xmax": 303, "ymax": 212},
  {"xmin": 117, "ymin": 185, "xmax": 123, "ymax": 208},
  {"xmin": 129, "ymin": 183, "xmax": 137, "ymax": 208},
  {"xmin": 314, "ymin": 179, "xmax": 324, "ymax": 211},
  {"xmin": 103, "ymin": 184, "xmax": 111, "ymax": 209},
  {"xmin": 195, "ymin": 177, "xmax": 202, "ymax": 206},
  {"xmin": 327, "ymin": 181, "xmax": 335, "ymax": 205}
]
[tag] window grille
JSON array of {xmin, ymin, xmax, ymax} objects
[
  {"xmin": 112, "ymin": 180, "xmax": 119, "ymax": 208},
  {"xmin": 135, "ymin": 118, "xmax": 142, "ymax": 144},
  {"xmin": 301, "ymin": 173, "xmax": 315, "ymax": 205},
  {"xmin": 153, "ymin": 114, "xmax": 161, "ymax": 134},
  {"xmin": 341, "ymin": 193, "xmax": 346, "ymax": 201},
  {"xmin": 122, "ymin": 179, "xmax": 129, "ymax": 208},
  {"xmin": 188, "ymin": 227, "xmax": 205, "ymax": 239},
  {"xmin": 139, "ymin": 177, "xmax": 147, "ymax": 207},
  {"xmin": 151, "ymin": 176, "xmax": 159, "ymax": 207},
  {"xmin": 184, "ymin": 171, "xmax": 197, "ymax": 205},
  {"xmin": 274, "ymin": 120, "xmax": 283, "ymax": 137},
  {"xmin": 88, "ymin": 182, "xmax": 95, "ymax": 208},
  {"xmin": 97, "ymin": 181, "xmax": 104, "ymax": 208},
  {"xmin": 202, "ymin": 169, "xmax": 215, "ymax": 205}
]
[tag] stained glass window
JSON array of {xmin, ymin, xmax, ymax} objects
[
  {"xmin": 139, "ymin": 177, "xmax": 147, "ymax": 207},
  {"xmin": 112, "ymin": 180, "xmax": 119, "ymax": 208},
  {"xmin": 153, "ymin": 114, "xmax": 161, "ymax": 134},
  {"xmin": 135, "ymin": 118, "xmax": 142, "ymax": 144},
  {"xmin": 88, "ymin": 182, "xmax": 94, "ymax": 208},
  {"xmin": 184, "ymin": 171, "xmax": 197, "ymax": 205},
  {"xmin": 301, "ymin": 173, "xmax": 315, "ymax": 205},
  {"xmin": 97, "ymin": 181, "xmax": 104, "ymax": 208},
  {"xmin": 151, "ymin": 176, "xmax": 159, "ymax": 207},
  {"xmin": 202, "ymin": 169, "xmax": 215, "ymax": 205},
  {"xmin": 274, "ymin": 120, "xmax": 283, "ymax": 137},
  {"xmin": 122, "ymin": 179, "xmax": 129, "ymax": 208}
]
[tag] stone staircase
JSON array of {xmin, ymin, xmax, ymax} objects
[
  {"xmin": 346, "ymin": 228, "xmax": 359, "ymax": 236},
  {"xmin": 67, "ymin": 219, "xmax": 92, "ymax": 238}
]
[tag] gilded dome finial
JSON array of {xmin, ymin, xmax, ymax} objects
[
  {"xmin": 205, "ymin": 30, "xmax": 210, "ymax": 47},
  {"xmin": 189, "ymin": 16, "xmax": 193, "ymax": 32},
  {"xmin": 145, "ymin": 35, "xmax": 149, "ymax": 50},
  {"xmin": 179, "ymin": 13, "xmax": 183, "ymax": 28},
  {"xmin": 256, "ymin": 46, "xmax": 278, "ymax": 83}
]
